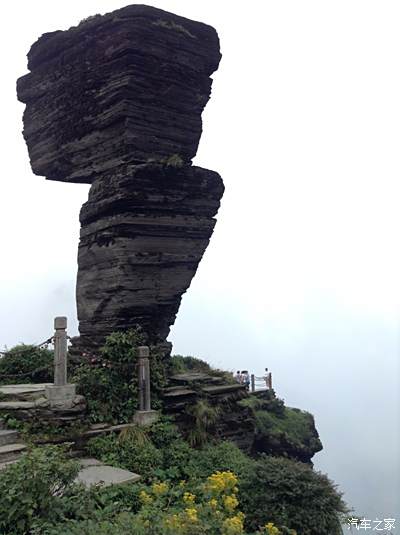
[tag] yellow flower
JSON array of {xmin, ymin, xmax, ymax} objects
[
  {"xmin": 164, "ymin": 514, "xmax": 182, "ymax": 531},
  {"xmin": 184, "ymin": 507, "xmax": 198, "ymax": 522},
  {"xmin": 183, "ymin": 492, "xmax": 196, "ymax": 504},
  {"xmin": 264, "ymin": 522, "xmax": 281, "ymax": 535},
  {"xmin": 139, "ymin": 490, "xmax": 153, "ymax": 504},
  {"xmin": 152, "ymin": 481, "xmax": 169, "ymax": 496},
  {"xmin": 222, "ymin": 514, "xmax": 244, "ymax": 535},
  {"xmin": 223, "ymin": 494, "xmax": 239, "ymax": 512},
  {"xmin": 208, "ymin": 498, "xmax": 218, "ymax": 509},
  {"xmin": 207, "ymin": 471, "xmax": 238, "ymax": 494}
]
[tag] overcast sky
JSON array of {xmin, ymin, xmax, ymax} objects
[{"xmin": 0, "ymin": 0, "xmax": 399, "ymax": 521}]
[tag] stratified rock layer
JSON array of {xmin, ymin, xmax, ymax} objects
[
  {"xmin": 77, "ymin": 163, "xmax": 223, "ymax": 348},
  {"xmin": 17, "ymin": 5, "xmax": 221, "ymax": 183},
  {"xmin": 17, "ymin": 5, "xmax": 223, "ymax": 350}
]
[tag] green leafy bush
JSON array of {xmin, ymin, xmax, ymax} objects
[
  {"xmin": 169, "ymin": 355, "xmax": 236, "ymax": 385},
  {"xmin": 239, "ymin": 395, "xmax": 322, "ymax": 462},
  {"xmin": 33, "ymin": 478, "xmax": 143, "ymax": 534},
  {"xmin": 170, "ymin": 355, "xmax": 212, "ymax": 375},
  {"xmin": 87, "ymin": 430, "xmax": 163, "ymax": 478},
  {"xmin": 185, "ymin": 400, "xmax": 221, "ymax": 447},
  {"xmin": 239, "ymin": 455, "xmax": 349, "ymax": 534},
  {"xmin": 0, "ymin": 344, "xmax": 53, "ymax": 384},
  {"xmin": 239, "ymin": 391, "xmax": 285, "ymax": 417},
  {"xmin": 147, "ymin": 417, "xmax": 183, "ymax": 449},
  {"xmin": 184, "ymin": 441, "xmax": 252, "ymax": 482},
  {"xmin": 73, "ymin": 330, "xmax": 166, "ymax": 423},
  {"xmin": 0, "ymin": 446, "xmax": 79, "ymax": 534},
  {"xmin": 40, "ymin": 470, "xmax": 251, "ymax": 535}
]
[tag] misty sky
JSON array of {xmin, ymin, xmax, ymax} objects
[{"xmin": 0, "ymin": 0, "xmax": 399, "ymax": 521}]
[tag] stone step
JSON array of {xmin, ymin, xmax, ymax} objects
[
  {"xmin": 0, "ymin": 384, "xmax": 51, "ymax": 402},
  {"xmin": 201, "ymin": 384, "xmax": 247, "ymax": 395},
  {"xmin": 169, "ymin": 373, "xmax": 224, "ymax": 385},
  {"xmin": 163, "ymin": 387, "xmax": 197, "ymax": 397},
  {"xmin": 0, "ymin": 459, "xmax": 19, "ymax": 472},
  {"xmin": 0, "ymin": 429, "xmax": 20, "ymax": 447},
  {"xmin": 75, "ymin": 463, "xmax": 141, "ymax": 488},
  {"xmin": 0, "ymin": 443, "xmax": 27, "ymax": 463},
  {"xmin": 0, "ymin": 398, "xmax": 49, "ymax": 411}
]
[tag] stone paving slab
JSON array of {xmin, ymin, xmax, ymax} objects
[
  {"xmin": 0, "ymin": 384, "xmax": 51, "ymax": 402},
  {"xmin": 0, "ymin": 443, "xmax": 27, "ymax": 463},
  {"xmin": 0, "ymin": 384, "xmax": 51, "ymax": 395},
  {"xmin": 75, "ymin": 464, "xmax": 141, "ymax": 488},
  {"xmin": 0, "ymin": 429, "xmax": 20, "ymax": 447},
  {"xmin": 0, "ymin": 397, "xmax": 49, "ymax": 410}
]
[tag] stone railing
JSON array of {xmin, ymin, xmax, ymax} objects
[{"xmin": 45, "ymin": 317, "xmax": 76, "ymax": 409}]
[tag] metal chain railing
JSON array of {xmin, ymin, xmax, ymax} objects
[
  {"xmin": 0, "ymin": 336, "xmax": 54, "ymax": 357},
  {"xmin": 0, "ymin": 336, "xmax": 55, "ymax": 381}
]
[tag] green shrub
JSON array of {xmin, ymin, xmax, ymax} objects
[
  {"xmin": 147, "ymin": 417, "xmax": 182, "ymax": 450},
  {"xmin": 239, "ymin": 455, "xmax": 349, "ymax": 534},
  {"xmin": 185, "ymin": 400, "xmax": 221, "ymax": 447},
  {"xmin": 169, "ymin": 355, "xmax": 236, "ymax": 385},
  {"xmin": 73, "ymin": 330, "xmax": 166, "ymax": 423},
  {"xmin": 0, "ymin": 446, "xmax": 79, "ymax": 534},
  {"xmin": 32, "ymin": 478, "xmax": 144, "ymax": 534},
  {"xmin": 184, "ymin": 441, "xmax": 252, "ymax": 481},
  {"xmin": 40, "ymin": 470, "xmax": 249, "ymax": 535},
  {"xmin": 239, "ymin": 392, "xmax": 285, "ymax": 416},
  {"xmin": 239, "ymin": 395, "xmax": 322, "ymax": 462},
  {"xmin": 170, "ymin": 355, "xmax": 212, "ymax": 375},
  {"xmin": 0, "ymin": 344, "xmax": 53, "ymax": 384},
  {"xmin": 87, "ymin": 431, "xmax": 163, "ymax": 479}
]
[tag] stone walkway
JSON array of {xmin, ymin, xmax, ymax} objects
[
  {"xmin": 0, "ymin": 418, "xmax": 141, "ymax": 488},
  {"xmin": 76, "ymin": 458, "xmax": 140, "ymax": 488},
  {"xmin": 0, "ymin": 418, "xmax": 27, "ymax": 465}
]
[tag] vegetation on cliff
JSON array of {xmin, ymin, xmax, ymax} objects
[
  {"xmin": 239, "ymin": 394, "xmax": 322, "ymax": 463},
  {"xmin": 0, "ymin": 335, "xmax": 349, "ymax": 534},
  {"xmin": 0, "ymin": 432, "xmax": 348, "ymax": 535}
]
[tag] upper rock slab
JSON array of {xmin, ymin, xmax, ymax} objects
[{"xmin": 17, "ymin": 4, "xmax": 221, "ymax": 183}]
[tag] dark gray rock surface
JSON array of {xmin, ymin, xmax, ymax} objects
[
  {"xmin": 77, "ymin": 163, "xmax": 223, "ymax": 348},
  {"xmin": 17, "ymin": 4, "xmax": 221, "ymax": 183},
  {"xmin": 17, "ymin": 5, "xmax": 223, "ymax": 351}
]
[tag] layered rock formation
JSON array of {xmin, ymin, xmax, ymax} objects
[
  {"xmin": 163, "ymin": 372, "xmax": 255, "ymax": 451},
  {"xmin": 17, "ymin": 5, "xmax": 223, "ymax": 350}
]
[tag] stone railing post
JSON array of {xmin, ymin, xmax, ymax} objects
[
  {"xmin": 45, "ymin": 317, "xmax": 76, "ymax": 409},
  {"xmin": 54, "ymin": 316, "xmax": 68, "ymax": 386},
  {"xmin": 251, "ymin": 374, "xmax": 255, "ymax": 392},
  {"xmin": 134, "ymin": 345, "xmax": 158, "ymax": 426},
  {"xmin": 138, "ymin": 346, "xmax": 151, "ymax": 411}
]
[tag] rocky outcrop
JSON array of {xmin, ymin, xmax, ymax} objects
[
  {"xmin": 17, "ymin": 5, "xmax": 223, "ymax": 351},
  {"xmin": 163, "ymin": 372, "xmax": 255, "ymax": 452},
  {"xmin": 239, "ymin": 391, "xmax": 323, "ymax": 464},
  {"xmin": 16, "ymin": 5, "xmax": 221, "ymax": 183},
  {"xmin": 77, "ymin": 163, "xmax": 223, "ymax": 348}
]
